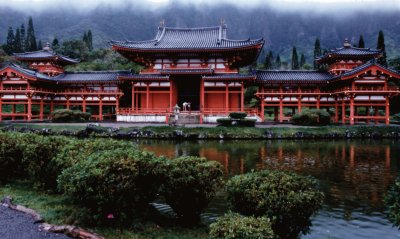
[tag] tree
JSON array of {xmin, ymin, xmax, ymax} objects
[
  {"xmin": 14, "ymin": 28, "xmax": 22, "ymax": 53},
  {"xmin": 377, "ymin": 30, "xmax": 387, "ymax": 67},
  {"xmin": 300, "ymin": 53, "xmax": 306, "ymax": 68},
  {"xmin": 313, "ymin": 38, "xmax": 321, "ymax": 69},
  {"xmin": 52, "ymin": 37, "xmax": 59, "ymax": 51},
  {"xmin": 264, "ymin": 51, "xmax": 274, "ymax": 69},
  {"xmin": 5, "ymin": 27, "xmax": 15, "ymax": 54},
  {"xmin": 20, "ymin": 24, "xmax": 25, "ymax": 52},
  {"xmin": 87, "ymin": 30, "xmax": 93, "ymax": 51},
  {"xmin": 275, "ymin": 54, "xmax": 281, "ymax": 69},
  {"xmin": 26, "ymin": 17, "xmax": 37, "ymax": 51},
  {"xmin": 291, "ymin": 46, "xmax": 299, "ymax": 70},
  {"xmin": 83, "ymin": 32, "xmax": 88, "ymax": 46},
  {"xmin": 37, "ymin": 40, "xmax": 42, "ymax": 50},
  {"xmin": 358, "ymin": 34, "xmax": 365, "ymax": 48}
]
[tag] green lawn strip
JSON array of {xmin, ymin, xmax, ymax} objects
[{"xmin": 0, "ymin": 181, "xmax": 207, "ymax": 239}]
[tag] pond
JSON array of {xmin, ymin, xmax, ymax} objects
[{"xmin": 137, "ymin": 139, "xmax": 400, "ymax": 239}]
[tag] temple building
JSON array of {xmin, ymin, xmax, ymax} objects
[{"xmin": 0, "ymin": 25, "xmax": 399, "ymax": 125}]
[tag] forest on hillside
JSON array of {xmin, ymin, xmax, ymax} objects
[{"xmin": 1, "ymin": 2, "xmax": 400, "ymax": 70}]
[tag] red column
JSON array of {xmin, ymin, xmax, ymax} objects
[
  {"xmin": 240, "ymin": 82, "xmax": 244, "ymax": 112},
  {"xmin": 82, "ymin": 97, "xmax": 87, "ymax": 112},
  {"xmin": 169, "ymin": 81, "xmax": 173, "ymax": 112},
  {"xmin": 385, "ymin": 96, "xmax": 390, "ymax": 125},
  {"xmin": 39, "ymin": 97, "xmax": 44, "ymax": 121},
  {"xmin": 99, "ymin": 97, "xmax": 103, "ymax": 121},
  {"xmin": 342, "ymin": 98, "xmax": 346, "ymax": 124},
  {"xmin": 316, "ymin": 96, "xmax": 320, "ymax": 110},
  {"xmin": 66, "ymin": 97, "xmax": 70, "ymax": 109},
  {"xmin": 146, "ymin": 83, "xmax": 150, "ymax": 111},
  {"xmin": 200, "ymin": 78, "xmax": 204, "ymax": 124},
  {"xmin": 116, "ymin": 96, "xmax": 120, "ymax": 114},
  {"xmin": 131, "ymin": 83, "xmax": 135, "ymax": 112},
  {"xmin": 50, "ymin": 98, "xmax": 54, "ymax": 114},
  {"xmin": 279, "ymin": 97, "xmax": 283, "ymax": 123},
  {"xmin": 261, "ymin": 96, "xmax": 265, "ymax": 122},
  {"xmin": 297, "ymin": 96, "xmax": 302, "ymax": 113},
  {"xmin": 0, "ymin": 96, "xmax": 2, "ymax": 122},
  {"xmin": 27, "ymin": 95, "xmax": 32, "ymax": 121},
  {"xmin": 334, "ymin": 99, "xmax": 339, "ymax": 123},
  {"xmin": 225, "ymin": 83, "xmax": 229, "ymax": 114},
  {"xmin": 350, "ymin": 96, "xmax": 355, "ymax": 125},
  {"xmin": 12, "ymin": 104, "xmax": 15, "ymax": 120}
]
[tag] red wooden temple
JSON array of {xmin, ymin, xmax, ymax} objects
[{"xmin": 0, "ymin": 27, "xmax": 399, "ymax": 125}]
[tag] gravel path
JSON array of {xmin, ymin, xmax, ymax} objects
[{"xmin": 0, "ymin": 205, "xmax": 70, "ymax": 239}]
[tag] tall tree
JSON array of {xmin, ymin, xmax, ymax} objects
[
  {"xmin": 291, "ymin": 46, "xmax": 299, "ymax": 70},
  {"xmin": 300, "ymin": 53, "xmax": 306, "ymax": 68},
  {"xmin": 5, "ymin": 27, "xmax": 15, "ymax": 54},
  {"xmin": 87, "ymin": 30, "xmax": 93, "ymax": 51},
  {"xmin": 358, "ymin": 35, "xmax": 365, "ymax": 48},
  {"xmin": 20, "ymin": 24, "xmax": 25, "ymax": 52},
  {"xmin": 37, "ymin": 40, "xmax": 42, "ymax": 50},
  {"xmin": 377, "ymin": 30, "xmax": 387, "ymax": 66},
  {"xmin": 26, "ymin": 17, "xmax": 37, "ymax": 51},
  {"xmin": 83, "ymin": 32, "xmax": 88, "ymax": 47},
  {"xmin": 52, "ymin": 37, "xmax": 59, "ymax": 51},
  {"xmin": 264, "ymin": 51, "xmax": 274, "ymax": 69},
  {"xmin": 275, "ymin": 54, "xmax": 282, "ymax": 69},
  {"xmin": 313, "ymin": 38, "xmax": 321, "ymax": 69},
  {"xmin": 14, "ymin": 28, "xmax": 22, "ymax": 53}
]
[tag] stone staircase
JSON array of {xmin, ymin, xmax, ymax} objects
[{"xmin": 168, "ymin": 113, "xmax": 200, "ymax": 125}]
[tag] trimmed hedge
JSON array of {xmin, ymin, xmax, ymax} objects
[
  {"xmin": 160, "ymin": 156, "xmax": 224, "ymax": 224},
  {"xmin": 292, "ymin": 109, "xmax": 331, "ymax": 126},
  {"xmin": 226, "ymin": 170, "xmax": 324, "ymax": 238},
  {"xmin": 385, "ymin": 177, "xmax": 400, "ymax": 228},
  {"xmin": 58, "ymin": 148, "xmax": 164, "ymax": 224},
  {"xmin": 217, "ymin": 112, "xmax": 256, "ymax": 127},
  {"xmin": 209, "ymin": 213, "xmax": 275, "ymax": 239},
  {"xmin": 229, "ymin": 112, "xmax": 247, "ymax": 119},
  {"xmin": 51, "ymin": 109, "xmax": 91, "ymax": 122}
]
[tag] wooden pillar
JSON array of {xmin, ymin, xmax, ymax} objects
[
  {"xmin": 297, "ymin": 96, "xmax": 302, "ymax": 113},
  {"xmin": 225, "ymin": 83, "xmax": 229, "ymax": 114},
  {"xmin": 350, "ymin": 96, "xmax": 354, "ymax": 125},
  {"xmin": 385, "ymin": 96, "xmax": 390, "ymax": 125},
  {"xmin": 146, "ymin": 83, "xmax": 149, "ymax": 111},
  {"xmin": 50, "ymin": 98, "xmax": 54, "ymax": 114},
  {"xmin": 334, "ymin": 99, "xmax": 339, "ymax": 123},
  {"xmin": 99, "ymin": 97, "xmax": 103, "ymax": 121},
  {"xmin": 66, "ymin": 97, "xmax": 70, "ymax": 109},
  {"xmin": 27, "ymin": 95, "xmax": 32, "ymax": 121},
  {"xmin": 261, "ymin": 96, "xmax": 265, "ymax": 122},
  {"xmin": 12, "ymin": 104, "xmax": 15, "ymax": 120},
  {"xmin": 316, "ymin": 96, "xmax": 320, "ymax": 110},
  {"xmin": 82, "ymin": 97, "xmax": 87, "ymax": 113},
  {"xmin": 279, "ymin": 97, "xmax": 283, "ymax": 123},
  {"xmin": 342, "ymin": 98, "xmax": 346, "ymax": 124},
  {"xmin": 200, "ymin": 78, "xmax": 204, "ymax": 124},
  {"xmin": 169, "ymin": 81, "xmax": 173, "ymax": 112},
  {"xmin": 115, "ymin": 96, "xmax": 119, "ymax": 114},
  {"xmin": 132, "ymin": 83, "xmax": 135, "ymax": 112},
  {"xmin": 39, "ymin": 97, "xmax": 44, "ymax": 121},
  {"xmin": 240, "ymin": 82, "xmax": 244, "ymax": 112}
]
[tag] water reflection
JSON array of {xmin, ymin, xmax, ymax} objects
[{"xmin": 138, "ymin": 139, "xmax": 400, "ymax": 239}]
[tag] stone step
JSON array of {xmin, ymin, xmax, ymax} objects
[{"xmin": 169, "ymin": 114, "xmax": 200, "ymax": 124}]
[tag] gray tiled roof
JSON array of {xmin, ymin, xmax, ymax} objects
[
  {"xmin": 0, "ymin": 63, "xmax": 51, "ymax": 80},
  {"xmin": 256, "ymin": 70, "xmax": 334, "ymax": 83},
  {"xmin": 341, "ymin": 61, "xmax": 400, "ymax": 78},
  {"xmin": 111, "ymin": 25, "xmax": 264, "ymax": 50},
  {"xmin": 52, "ymin": 71, "xmax": 131, "ymax": 84},
  {"xmin": 14, "ymin": 50, "xmax": 80, "ymax": 64},
  {"xmin": 316, "ymin": 45, "xmax": 381, "ymax": 62},
  {"xmin": 202, "ymin": 74, "xmax": 255, "ymax": 80},
  {"xmin": 160, "ymin": 68, "xmax": 214, "ymax": 75},
  {"xmin": 118, "ymin": 74, "xmax": 169, "ymax": 80}
]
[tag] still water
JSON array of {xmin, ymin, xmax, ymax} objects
[{"xmin": 137, "ymin": 139, "xmax": 400, "ymax": 239}]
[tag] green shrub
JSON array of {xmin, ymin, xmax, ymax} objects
[
  {"xmin": 393, "ymin": 113, "xmax": 400, "ymax": 121},
  {"xmin": 226, "ymin": 170, "xmax": 324, "ymax": 238},
  {"xmin": 216, "ymin": 118, "xmax": 232, "ymax": 126},
  {"xmin": 209, "ymin": 213, "xmax": 275, "ymax": 239},
  {"xmin": 385, "ymin": 177, "xmax": 400, "ymax": 227},
  {"xmin": 0, "ymin": 133, "xmax": 29, "ymax": 182},
  {"xmin": 160, "ymin": 156, "xmax": 224, "ymax": 224},
  {"xmin": 49, "ymin": 138, "xmax": 137, "ymax": 192},
  {"xmin": 216, "ymin": 118, "xmax": 256, "ymax": 127},
  {"xmin": 51, "ymin": 109, "xmax": 91, "ymax": 122},
  {"xmin": 292, "ymin": 109, "xmax": 331, "ymax": 126},
  {"xmin": 229, "ymin": 112, "xmax": 247, "ymax": 119},
  {"xmin": 58, "ymin": 148, "xmax": 164, "ymax": 224}
]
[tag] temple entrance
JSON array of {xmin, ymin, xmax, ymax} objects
[{"xmin": 174, "ymin": 75, "xmax": 201, "ymax": 111}]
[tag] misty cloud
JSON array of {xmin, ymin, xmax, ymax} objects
[{"xmin": 1, "ymin": 0, "xmax": 399, "ymax": 13}]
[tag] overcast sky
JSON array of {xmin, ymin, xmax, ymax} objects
[{"xmin": 1, "ymin": 0, "xmax": 399, "ymax": 12}]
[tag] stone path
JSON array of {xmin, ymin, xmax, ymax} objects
[{"xmin": 0, "ymin": 205, "xmax": 70, "ymax": 239}]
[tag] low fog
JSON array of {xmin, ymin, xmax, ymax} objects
[{"xmin": 1, "ymin": 0, "xmax": 399, "ymax": 13}]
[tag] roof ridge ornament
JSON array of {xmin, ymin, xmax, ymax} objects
[
  {"xmin": 43, "ymin": 42, "xmax": 52, "ymax": 51},
  {"xmin": 343, "ymin": 38, "xmax": 351, "ymax": 48}
]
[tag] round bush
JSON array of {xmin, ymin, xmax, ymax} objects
[
  {"xmin": 229, "ymin": 112, "xmax": 247, "ymax": 119},
  {"xmin": 160, "ymin": 156, "xmax": 224, "ymax": 224},
  {"xmin": 58, "ymin": 148, "xmax": 164, "ymax": 224},
  {"xmin": 51, "ymin": 109, "xmax": 91, "ymax": 122},
  {"xmin": 209, "ymin": 213, "xmax": 275, "ymax": 239},
  {"xmin": 385, "ymin": 177, "xmax": 400, "ymax": 227},
  {"xmin": 226, "ymin": 170, "xmax": 324, "ymax": 238},
  {"xmin": 49, "ymin": 138, "xmax": 136, "ymax": 192},
  {"xmin": 292, "ymin": 109, "xmax": 331, "ymax": 126}
]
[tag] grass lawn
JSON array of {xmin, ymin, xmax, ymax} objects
[{"xmin": 0, "ymin": 181, "xmax": 208, "ymax": 239}]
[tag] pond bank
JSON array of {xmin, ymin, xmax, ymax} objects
[{"xmin": 1, "ymin": 123, "xmax": 400, "ymax": 140}]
